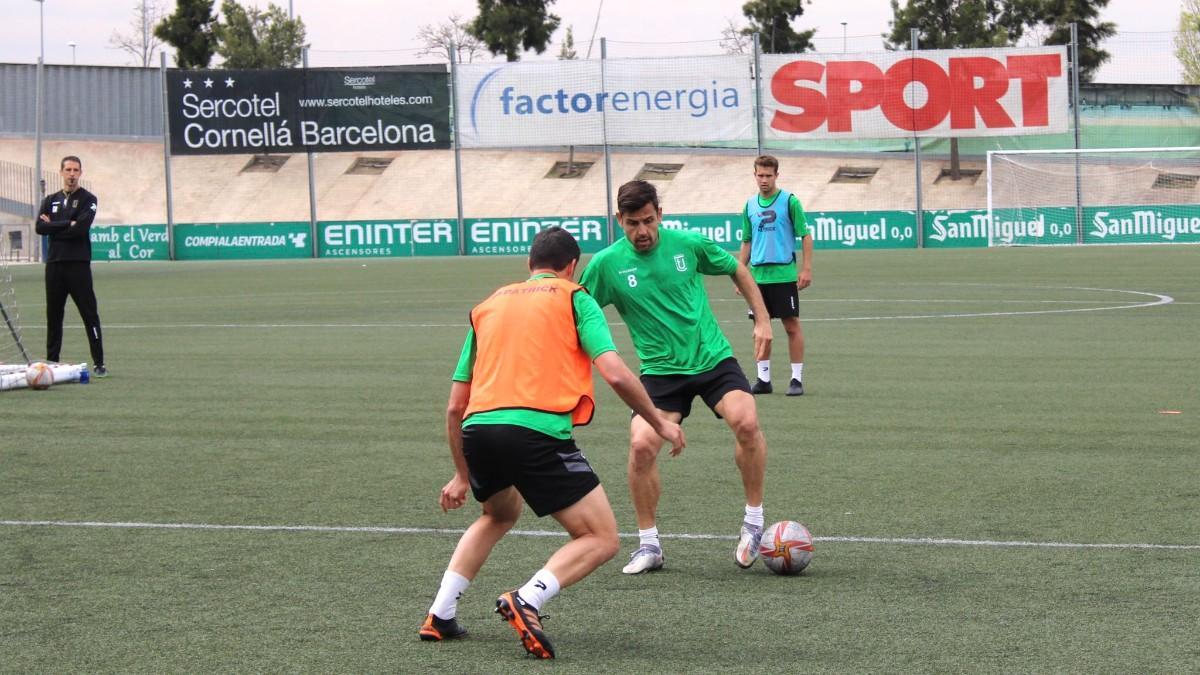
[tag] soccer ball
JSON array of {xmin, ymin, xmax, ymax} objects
[
  {"xmin": 25, "ymin": 362, "xmax": 54, "ymax": 390},
  {"xmin": 758, "ymin": 520, "xmax": 814, "ymax": 575}
]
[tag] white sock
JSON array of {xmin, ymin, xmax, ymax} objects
[
  {"xmin": 639, "ymin": 526, "xmax": 661, "ymax": 550},
  {"xmin": 518, "ymin": 568, "xmax": 561, "ymax": 612},
  {"xmin": 791, "ymin": 362, "xmax": 804, "ymax": 382},
  {"xmin": 757, "ymin": 360, "xmax": 771, "ymax": 382},
  {"xmin": 744, "ymin": 503, "xmax": 764, "ymax": 529},
  {"xmin": 428, "ymin": 569, "xmax": 470, "ymax": 619}
]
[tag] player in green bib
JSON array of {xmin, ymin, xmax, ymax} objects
[
  {"xmin": 738, "ymin": 155, "xmax": 813, "ymax": 397},
  {"xmin": 580, "ymin": 179, "xmax": 776, "ymax": 574}
]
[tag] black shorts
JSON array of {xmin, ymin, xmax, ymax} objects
[
  {"xmin": 638, "ymin": 357, "xmax": 752, "ymax": 420},
  {"xmin": 461, "ymin": 424, "xmax": 601, "ymax": 517},
  {"xmin": 753, "ymin": 281, "xmax": 799, "ymax": 319}
]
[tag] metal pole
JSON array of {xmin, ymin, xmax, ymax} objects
[
  {"xmin": 753, "ymin": 32, "xmax": 763, "ymax": 157},
  {"xmin": 449, "ymin": 42, "xmax": 466, "ymax": 256},
  {"xmin": 601, "ymin": 38, "xmax": 614, "ymax": 244},
  {"xmin": 303, "ymin": 47, "xmax": 318, "ymax": 258},
  {"xmin": 911, "ymin": 28, "xmax": 923, "ymax": 248},
  {"xmin": 841, "ymin": 22, "xmax": 847, "ymax": 53},
  {"xmin": 1070, "ymin": 22, "xmax": 1083, "ymax": 244},
  {"xmin": 35, "ymin": 0, "xmax": 45, "ymax": 260},
  {"xmin": 159, "ymin": 52, "xmax": 176, "ymax": 259}
]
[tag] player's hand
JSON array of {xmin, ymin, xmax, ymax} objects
[
  {"xmin": 39, "ymin": 214, "xmax": 49, "ymax": 223},
  {"xmin": 439, "ymin": 474, "xmax": 470, "ymax": 512},
  {"xmin": 656, "ymin": 421, "xmax": 686, "ymax": 457},
  {"xmin": 798, "ymin": 270, "xmax": 812, "ymax": 291},
  {"xmin": 752, "ymin": 320, "xmax": 772, "ymax": 360},
  {"xmin": 734, "ymin": 285, "xmax": 743, "ymax": 296}
]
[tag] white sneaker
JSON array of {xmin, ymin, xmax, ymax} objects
[
  {"xmin": 735, "ymin": 523, "xmax": 763, "ymax": 568},
  {"xmin": 621, "ymin": 545, "xmax": 664, "ymax": 574}
]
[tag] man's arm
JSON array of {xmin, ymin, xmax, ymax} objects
[
  {"xmin": 439, "ymin": 380, "xmax": 472, "ymax": 512},
  {"xmin": 732, "ymin": 262, "xmax": 773, "ymax": 360},
  {"xmin": 798, "ymin": 233, "xmax": 813, "ymax": 290},
  {"xmin": 34, "ymin": 196, "xmax": 69, "ymax": 235},
  {"xmin": 58, "ymin": 193, "xmax": 98, "ymax": 240},
  {"xmin": 592, "ymin": 351, "xmax": 685, "ymax": 455}
]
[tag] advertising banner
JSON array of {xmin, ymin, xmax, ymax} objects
[
  {"xmin": 465, "ymin": 216, "xmax": 611, "ymax": 256},
  {"xmin": 457, "ymin": 56, "xmax": 754, "ymax": 147},
  {"xmin": 91, "ymin": 224, "xmax": 170, "ymax": 260},
  {"xmin": 1084, "ymin": 205, "xmax": 1200, "ymax": 244},
  {"xmin": 318, "ymin": 219, "xmax": 458, "ymax": 257},
  {"xmin": 808, "ymin": 210, "xmax": 918, "ymax": 249},
  {"xmin": 166, "ymin": 67, "xmax": 450, "ymax": 155},
  {"xmin": 175, "ymin": 222, "xmax": 311, "ymax": 260},
  {"xmin": 989, "ymin": 207, "xmax": 1078, "ymax": 245},
  {"xmin": 762, "ymin": 46, "xmax": 1068, "ymax": 140},
  {"xmin": 923, "ymin": 209, "xmax": 991, "ymax": 248}
]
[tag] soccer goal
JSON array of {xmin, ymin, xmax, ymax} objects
[
  {"xmin": 0, "ymin": 254, "xmax": 32, "ymax": 369},
  {"xmin": 986, "ymin": 147, "xmax": 1200, "ymax": 247}
]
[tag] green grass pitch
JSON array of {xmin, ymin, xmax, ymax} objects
[{"xmin": 2, "ymin": 245, "xmax": 1198, "ymax": 672}]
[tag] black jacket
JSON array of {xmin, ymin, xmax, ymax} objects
[{"xmin": 35, "ymin": 187, "xmax": 98, "ymax": 263}]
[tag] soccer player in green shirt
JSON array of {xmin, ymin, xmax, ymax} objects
[
  {"xmin": 738, "ymin": 155, "xmax": 813, "ymax": 396},
  {"xmin": 579, "ymin": 180, "xmax": 774, "ymax": 574}
]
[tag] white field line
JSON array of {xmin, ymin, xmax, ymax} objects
[
  {"xmin": 27, "ymin": 288, "xmax": 1177, "ymax": 330},
  {"xmin": 2, "ymin": 519, "xmax": 1197, "ymax": 551}
]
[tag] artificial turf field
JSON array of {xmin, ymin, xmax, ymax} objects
[{"xmin": 2, "ymin": 245, "xmax": 1197, "ymax": 672}]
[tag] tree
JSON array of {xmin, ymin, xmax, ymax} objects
[
  {"xmin": 110, "ymin": 0, "xmax": 167, "ymax": 67},
  {"xmin": 214, "ymin": 1, "xmax": 306, "ymax": 69},
  {"xmin": 741, "ymin": 0, "xmax": 816, "ymax": 54},
  {"xmin": 719, "ymin": 18, "xmax": 752, "ymax": 55},
  {"xmin": 1040, "ymin": 0, "xmax": 1116, "ymax": 83},
  {"xmin": 155, "ymin": 0, "xmax": 218, "ymax": 69},
  {"xmin": 886, "ymin": 0, "xmax": 1039, "ymax": 179},
  {"xmin": 469, "ymin": 0, "xmax": 561, "ymax": 62},
  {"xmin": 416, "ymin": 13, "xmax": 486, "ymax": 64},
  {"xmin": 557, "ymin": 25, "xmax": 577, "ymax": 60},
  {"xmin": 1178, "ymin": 0, "xmax": 1200, "ymax": 86}
]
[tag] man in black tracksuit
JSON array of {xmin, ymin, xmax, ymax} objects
[{"xmin": 34, "ymin": 155, "xmax": 106, "ymax": 377}]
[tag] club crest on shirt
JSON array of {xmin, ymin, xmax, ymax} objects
[{"xmin": 674, "ymin": 254, "xmax": 687, "ymax": 272}]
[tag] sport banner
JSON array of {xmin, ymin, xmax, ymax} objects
[
  {"xmin": 166, "ymin": 67, "xmax": 450, "ymax": 155},
  {"xmin": 457, "ymin": 55, "xmax": 754, "ymax": 147},
  {"xmin": 1085, "ymin": 205, "xmax": 1200, "ymax": 244},
  {"xmin": 318, "ymin": 219, "xmax": 458, "ymax": 257},
  {"xmin": 762, "ymin": 46, "xmax": 1068, "ymax": 140},
  {"xmin": 465, "ymin": 216, "xmax": 610, "ymax": 255},
  {"xmin": 90, "ymin": 224, "xmax": 170, "ymax": 260}
]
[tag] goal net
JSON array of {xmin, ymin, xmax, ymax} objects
[
  {"xmin": 987, "ymin": 147, "xmax": 1200, "ymax": 246},
  {"xmin": 0, "ymin": 250, "xmax": 32, "ymax": 369}
]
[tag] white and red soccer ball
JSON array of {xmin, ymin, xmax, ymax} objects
[
  {"xmin": 25, "ymin": 362, "xmax": 54, "ymax": 390},
  {"xmin": 758, "ymin": 520, "xmax": 815, "ymax": 575}
]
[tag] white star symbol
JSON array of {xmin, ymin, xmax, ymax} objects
[
  {"xmin": 224, "ymin": 77, "xmax": 235, "ymax": 88},
  {"xmin": 183, "ymin": 78, "xmax": 193, "ymax": 89},
  {"xmin": 203, "ymin": 78, "xmax": 214, "ymax": 88}
]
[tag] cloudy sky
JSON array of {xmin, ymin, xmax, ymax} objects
[{"xmin": 0, "ymin": 0, "xmax": 1187, "ymax": 82}]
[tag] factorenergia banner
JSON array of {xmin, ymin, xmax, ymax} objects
[
  {"xmin": 457, "ymin": 56, "xmax": 754, "ymax": 147},
  {"xmin": 761, "ymin": 47, "xmax": 1068, "ymax": 140},
  {"xmin": 91, "ymin": 224, "xmax": 170, "ymax": 260},
  {"xmin": 318, "ymin": 219, "xmax": 458, "ymax": 257},
  {"xmin": 175, "ymin": 222, "xmax": 311, "ymax": 260},
  {"xmin": 167, "ymin": 67, "xmax": 450, "ymax": 155}
]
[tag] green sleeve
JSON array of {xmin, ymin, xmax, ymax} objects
[
  {"xmin": 579, "ymin": 255, "xmax": 609, "ymax": 307},
  {"xmin": 740, "ymin": 200, "xmax": 752, "ymax": 244},
  {"xmin": 694, "ymin": 234, "xmax": 739, "ymax": 276},
  {"xmin": 451, "ymin": 327, "xmax": 476, "ymax": 382},
  {"xmin": 790, "ymin": 194, "xmax": 810, "ymax": 239},
  {"xmin": 573, "ymin": 290, "xmax": 617, "ymax": 359}
]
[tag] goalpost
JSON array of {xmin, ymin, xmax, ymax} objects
[
  {"xmin": 0, "ymin": 254, "xmax": 31, "ymax": 368},
  {"xmin": 986, "ymin": 147, "xmax": 1200, "ymax": 247}
]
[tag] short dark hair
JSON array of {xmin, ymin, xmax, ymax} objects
[
  {"xmin": 617, "ymin": 180, "xmax": 659, "ymax": 215},
  {"xmin": 754, "ymin": 155, "xmax": 778, "ymax": 173},
  {"xmin": 529, "ymin": 226, "xmax": 581, "ymax": 271},
  {"xmin": 61, "ymin": 155, "xmax": 82, "ymax": 170}
]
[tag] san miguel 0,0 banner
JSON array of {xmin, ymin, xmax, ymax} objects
[
  {"xmin": 167, "ymin": 67, "xmax": 450, "ymax": 155},
  {"xmin": 762, "ymin": 47, "xmax": 1067, "ymax": 140}
]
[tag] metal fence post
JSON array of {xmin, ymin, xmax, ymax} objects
[
  {"xmin": 159, "ymin": 52, "xmax": 176, "ymax": 260},
  {"xmin": 450, "ymin": 43, "xmax": 466, "ymax": 256},
  {"xmin": 303, "ymin": 48, "xmax": 318, "ymax": 258},
  {"xmin": 601, "ymin": 37, "xmax": 614, "ymax": 244}
]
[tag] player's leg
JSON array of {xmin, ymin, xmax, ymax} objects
[
  {"xmin": 66, "ymin": 265, "xmax": 104, "ymax": 372},
  {"xmin": 420, "ymin": 485, "xmax": 523, "ymax": 642},
  {"xmin": 704, "ymin": 360, "xmax": 767, "ymax": 567},
  {"xmin": 622, "ymin": 409, "xmax": 680, "ymax": 574},
  {"xmin": 751, "ymin": 283, "xmax": 780, "ymax": 394},
  {"xmin": 43, "ymin": 264, "xmax": 67, "ymax": 363},
  {"xmin": 781, "ymin": 315, "xmax": 804, "ymax": 396}
]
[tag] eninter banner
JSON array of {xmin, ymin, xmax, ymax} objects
[
  {"xmin": 457, "ymin": 55, "xmax": 754, "ymax": 147},
  {"xmin": 762, "ymin": 46, "xmax": 1068, "ymax": 140},
  {"xmin": 166, "ymin": 67, "xmax": 450, "ymax": 155}
]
